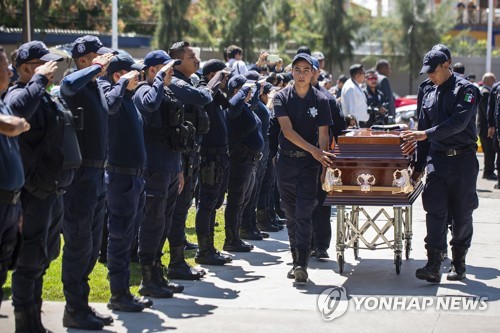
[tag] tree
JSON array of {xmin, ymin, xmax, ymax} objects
[{"xmin": 154, "ymin": 0, "xmax": 191, "ymax": 50}]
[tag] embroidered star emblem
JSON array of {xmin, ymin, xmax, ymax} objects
[{"xmin": 309, "ymin": 107, "xmax": 318, "ymax": 117}]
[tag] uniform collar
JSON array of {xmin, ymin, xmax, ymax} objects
[
  {"xmin": 173, "ymin": 69, "xmax": 192, "ymax": 85},
  {"xmin": 291, "ymin": 84, "xmax": 314, "ymax": 101}
]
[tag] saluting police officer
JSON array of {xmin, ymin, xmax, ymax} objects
[
  {"xmin": 310, "ymin": 56, "xmax": 345, "ymax": 260},
  {"xmin": 166, "ymin": 41, "xmax": 214, "ymax": 280},
  {"xmin": 133, "ymin": 50, "xmax": 187, "ymax": 297},
  {"xmin": 194, "ymin": 59, "xmax": 234, "ymax": 265},
  {"xmin": 59, "ymin": 35, "xmax": 116, "ymax": 330},
  {"xmin": 224, "ymin": 75, "xmax": 264, "ymax": 252},
  {"xmin": 4, "ymin": 41, "xmax": 75, "ymax": 332},
  {"xmin": 0, "ymin": 45, "xmax": 30, "ymax": 312},
  {"xmin": 273, "ymin": 53, "xmax": 333, "ymax": 283},
  {"xmin": 99, "ymin": 55, "xmax": 153, "ymax": 312},
  {"xmin": 402, "ymin": 50, "xmax": 480, "ymax": 283}
]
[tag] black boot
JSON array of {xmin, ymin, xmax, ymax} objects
[
  {"xmin": 223, "ymin": 227, "xmax": 254, "ymax": 252},
  {"xmin": 447, "ymin": 246, "xmax": 468, "ymax": 281},
  {"xmin": 62, "ymin": 308, "xmax": 104, "ymax": 330},
  {"xmin": 287, "ymin": 248, "xmax": 297, "ymax": 279},
  {"xmin": 268, "ymin": 209, "xmax": 286, "ymax": 226},
  {"xmin": 35, "ymin": 300, "xmax": 53, "ymax": 333},
  {"xmin": 107, "ymin": 291, "xmax": 145, "ymax": 312},
  {"xmin": 294, "ymin": 249, "xmax": 309, "ymax": 283},
  {"xmin": 15, "ymin": 305, "xmax": 40, "ymax": 333},
  {"xmin": 256, "ymin": 209, "xmax": 281, "ymax": 232},
  {"xmin": 195, "ymin": 235, "xmax": 230, "ymax": 265},
  {"xmin": 416, "ymin": 246, "xmax": 443, "ymax": 283},
  {"xmin": 139, "ymin": 264, "xmax": 174, "ymax": 298},
  {"xmin": 167, "ymin": 245, "xmax": 206, "ymax": 280},
  {"xmin": 152, "ymin": 261, "xmax": 184, "ymax": 293}
]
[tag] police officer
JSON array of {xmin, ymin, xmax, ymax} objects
[
  {"xmin": 133, "ymin": 50, "xmax": 187, "ymax": 297},
  {"xmin": 166, "ymin": 41, "xmax": 214, "ymax": 280},
  {"xmin": 273, "ymin": 53, "xmax": 333, "ymax": 283},
  {"xmin": 364, "ymin": 69, "xmax": 389, "ymax": 127},
  {"xmin": 0, "ymin": 45, "xmax": 29, "ymax": 312},
  {"xmin": 59, "ymin": 35, "xmax": 116, "ymax": 329},
  {"xmin": 402, "ymin": 50, "xmax": 480, "ymax": 283},
  {"xmin": 224, "ymin": 75, "xmax": 264, "ymax": 252},
  {"xmin": 310, "ymin": 56, "xmax": 345, "ymax": 260},
  {"xmin": 100, "ymin": 54, "xmax": 152, "ymax": 312},
  {"xmin": 194, "ymin": 59, "xmax": 234, "ymax": 265},
  {"xmin": 4, "ymin": 41, "xmax": 75, "ymax": 332},
  {"xmin": 487, "ymin": 80, "xmax": 500, "ymax": 189},
  {"xmin": 477, "ymin": 73, "xmax": 497, "ymax": 180},
  {"xmin": 241, "ymin": 71, "xmax": 278, "ymax": 239}
]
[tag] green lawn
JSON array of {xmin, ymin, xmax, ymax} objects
[{"xmin": 3, "ymin": 207, "xmax": 227, "ymax": 303}]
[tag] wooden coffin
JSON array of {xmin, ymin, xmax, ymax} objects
[{"xmin": 323, "ymin": 129, "xmax": 423, "ymax": 206}]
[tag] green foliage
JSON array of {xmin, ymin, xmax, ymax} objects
[
  {"xmin": 442, "ymin": 32, "xmax": 500, "ymax": 57},
  {"xmin": 153, "ymin": 0, "xmax": 191, "ymax": 50}
]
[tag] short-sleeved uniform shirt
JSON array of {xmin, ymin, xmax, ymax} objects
[{"xmin": 273, "ymin": 85, "xmax": 333, "ymax": 151}]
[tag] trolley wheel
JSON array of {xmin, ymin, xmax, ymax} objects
[
  {"xmin": 405, "ymin": 240, "xmax": 412, "ymax": 260},
  {"xmin": 353, "ymin": 241, "xmax": 359, "ymax": 259},
  {"xmin": 337, "ymin": 253, "xmax": 345, "ymax": 274},
  {"xmin": 395, "ymin": 253, "xmax": 402, "ymax": 275}
]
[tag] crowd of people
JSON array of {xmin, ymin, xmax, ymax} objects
[{"xmin": 0, "ymin": 36, "xmax": 498, "ymax": 332}]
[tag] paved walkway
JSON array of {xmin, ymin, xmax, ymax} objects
[{"xmin": 1, "ymin": 154, "xmax": 499, "ymax": 332}]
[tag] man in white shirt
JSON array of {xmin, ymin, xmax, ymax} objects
[
  {"xmin": 341, "ymin": 64, "xmax": 368, "ymax": 127},
  {"xmin": 225, "ymin": 45, "xmax": 248, "ymax": 75}
]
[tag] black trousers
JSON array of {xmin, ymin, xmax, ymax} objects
[
  {"xmin": 0, "ymin": 201, "xmax": 21, "ymax": 308},
  {"xmin": 196, "ymin": 152, "xmax": 230, "ymax": 236},
  {"xmin": 312, "ymin": 172, "xmax": 331, "ymax": 251},
  {"xmin": 139, "ymin": 170, "xmax": 179, "ymax": 264},
  {"xmin": 62, "ymin": 167, "xmax": 106, "ymax": 312},
  {"xmin": 276, "ymin": 155, "xmax": 320, "ymax": 252},
  {"xmin": 479, "ymin": 134, "xmax": 497, "ymax": 175},
  {"xmin": 422, "ymin": 151, "xmax": 479, "ymax": 251}
]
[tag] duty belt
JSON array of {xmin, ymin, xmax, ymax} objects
[
  {"xmin": 201, "ymin": 146, "xmax": 229, "ymax": 155},
  {"xmin": 231, "ymin": 143, "xmax": 263, "ymax": 162},
  {"xmin": 0, "ymin": 189, "xmax": 21, "ymax": 205},
  {"xmin": 106, "ymin": 165, "xmax": 144, "ymax": 177},
  {"xmin": 435, "ymin": 147, "xmax": 475, "ymax": 157},
  {"xmin": 81, "ymin": 159, "xmax": 108, "ymax": 169},
  {"xmin": 279, "ymin": 148, "xmax": 309, "ymax": 158}
]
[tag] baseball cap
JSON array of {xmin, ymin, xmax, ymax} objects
[
  {"xmin": 144, "ymin": 50, "xmax": 182, "ymax": 68},
  {"xmin": 107, "ymin": 54, "xmax": 146, "ymax": 76},
  {"xmin": 227, "ymin": 74, "xmax": 247, "ymax": 95},
  {"xmin": 202, "ymin": 59, "xmax": 230, "ymax": 76},
  {"xmin": 311, "ymin": 57, "xmax": 320, "ymax": 71},
  {"xmin": 244, "ymin": 70, "xmax": 265, "ymax": 82},
  {"xmin": 312, "ymin": 51, "xmax": 325, "ymax": 60},
  {"xmin": 419, "ymin": 50, "xmax": 448, "ymax": 75},
  {"xmin": 71, "ymin": 35, "xmax": 116, "ymax": 59},
  {"xmin": 431, "ymin": 44, "xmax": 451, "ymax": 61},
  {"xmin": 292, "ymin": 53, "xmax": 314, "ymax": 67},
  {"xmin": 15, "ymin": 41, "xmax": 63, "ymax": 66}
]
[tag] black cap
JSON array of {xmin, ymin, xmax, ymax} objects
[
  {"xmin": 244, "ymin": 70, "xmax": 265, "ymax": 81},
  {"xmin": 16, "ymin": 41, "xmax": 63, "ymax": 66},
  {"xmin": 202, "ymin": 59, "xmax": 230, "ymax": 76},
  {"xmin": 227, "ymin": 75, "xmax": 247, "ymax": 95},
  {"xmin": 143, "ymin": 50, "xmax": 181, "ymax": 68},
  {"xmin": 71, "ymin": 35, "xmax": 116, "ymax": 59},
  {"xmin": 431, "ymin": 44, "xmax": 451, "ymax": 61},
  {"xmin": 419, "ymin": 50, "xmax": 448, "ymax": 75},
  {"xmin": 107, "ymin": 54, "xmax": 146, "ymax": 76},
  {"xmin": 292, "ymin": 53, "xmax": 314, "ymax": 67}
]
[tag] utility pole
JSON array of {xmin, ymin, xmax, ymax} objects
[
  {"xmin": 486, "ymin": 0, "xmax": 493, "ymax": 72},
  {"xmin": 22, "ymin": 0, "xmax": 33, "ymax": 43},
  {"xmin": 112, "ymin": 0, "xmax": 118, "ymax": 49}
]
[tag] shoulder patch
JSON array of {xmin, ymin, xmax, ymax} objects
[
  {"xmin": 273, "ymin": 97, "xmax": 282, "ymax": 107},
  {"xmin": 464, "ymin": 92, "xmax": 475, "ymax": 104}
]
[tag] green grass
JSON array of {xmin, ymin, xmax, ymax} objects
[{"xmin": 3, "ymin": 206, "xmax": 227, "ymax": 303}]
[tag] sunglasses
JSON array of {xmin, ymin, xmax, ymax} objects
[{"xmin": 366, "ymin": 77, "xmax": 378, "ymax": 80}]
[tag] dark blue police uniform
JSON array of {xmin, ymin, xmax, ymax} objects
[
  {"xmin": 194, "ymin": 74, "xmax": 232, "ymax": 265},
  {"xmin": 5, "ymin": 72, "xmax": 74, "ymax": 318},
  {"xmin": 487, "ymin": 81, "xmax": 500, "ymax": 188},
  {"xmin": 99, "ymin": 61, "xmax": 149, "ymax": 309},
  {"xmin": 415, "ymin": 51, "xmax": 480, "ymax": 282},
  {"xmin": 364, "ymin": 86, "xmax": 389, "ymax": 126},
  {"xmin": 224, "ymin": 81, "xmax": 264, "ymax": 252},
  {"xmin": 0, "ymin": 100, "xmax": 24, "ymax": 309},
  {"xmin": 167, "ymin": 70, "xmax": 212, "ymax": 277},
  {"xmin": 273, "ymin": 84, "xmax": 332, "ymax": 269},
  {"xmin": 60, "ymin": 62, "xmax": 120, "ymax": 317},
  {"xmin": 311, "ymin": 84, "xmax": 345, "ymax": 257},
  {"xmin": 241, "ymin": 98, "xmax": 273, "ymax": 237}
]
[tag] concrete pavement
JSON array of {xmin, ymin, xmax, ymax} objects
[{"xmin": 1, "ymin": 153, "xmax": 499, "ymax": 332}]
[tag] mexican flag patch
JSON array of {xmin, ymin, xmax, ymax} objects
[{"xmin": 464, "ymin": 93, "xmax": 475, "ymax": 103}]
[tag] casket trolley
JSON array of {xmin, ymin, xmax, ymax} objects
[{"xmin": 323, "ymin": 129, "xmax": 423, "ymax": 274}]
